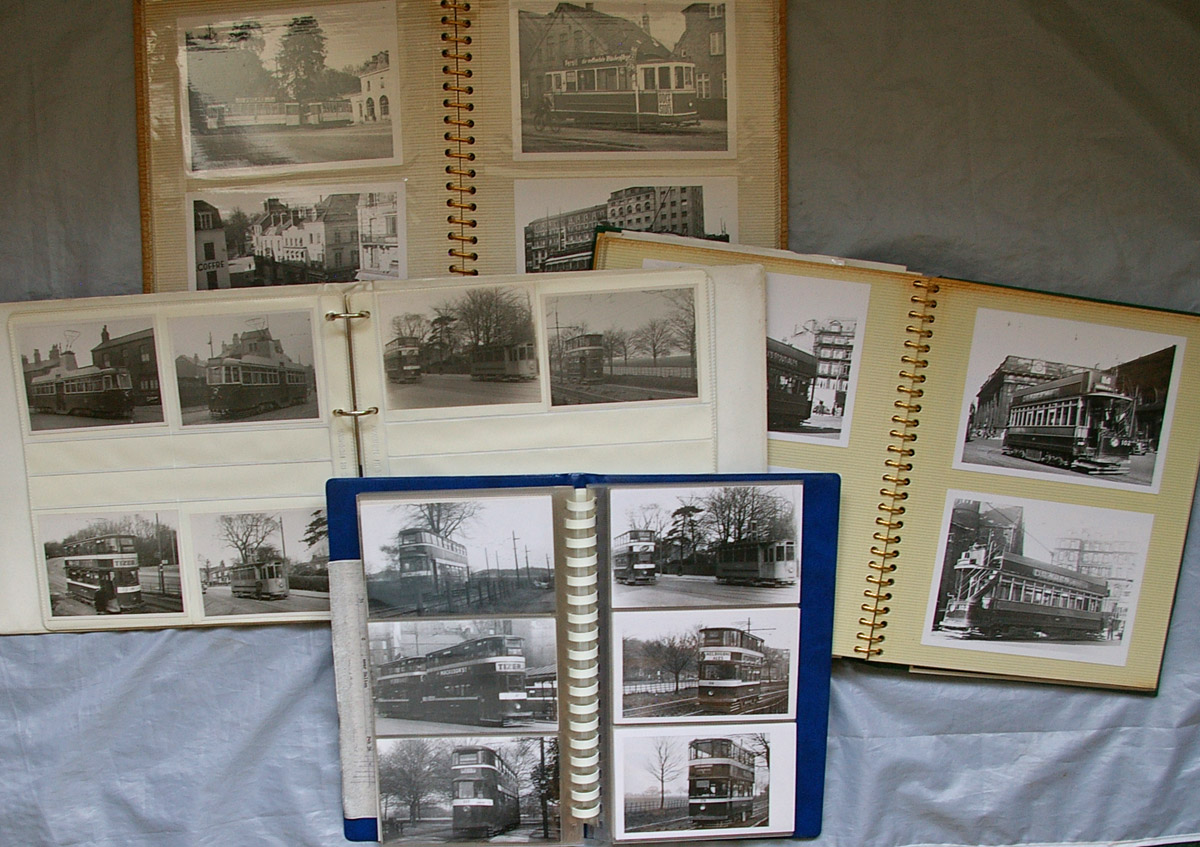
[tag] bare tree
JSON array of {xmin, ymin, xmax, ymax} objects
[
  {"xmin": 630, "ymin": 318, "xmax": 674, "ymax": 365},
  {"xmin": 643, "ymin": 631, "xmax": 697, "ymax": 693},
  {"xmin": 218, "ymin": 512, "xmax": 281, "ymax": 564},
  {"xmin": 398, "ymin": 500, "xmax": 482, "ymax": 539},
  {"xmin": 454, "ymin": 286, "xmax": 534, "ymax": 348},
  {"xmin": 700, "ymin": 486, "xmax": 795, "ymax": 545},
  {"xmin": 625, "ymin": 502, "xmax": 670, "ymax": 538},
  {"xmin": 601, "ymin": 327, "xmax": 629, "ymax": 374},
  {"xmin": 377, "ymin": 738, "xmax": 450, "ymax": 823},
  {"xmin": 663, "ymin": 289, "xmax": 696, "ymax": 359},
  {"xmin": 391, "ymin": 312, "xmax": 432, "ymax": 344},
  {"xmin": 642, "ymin": 737, "xmax": 683, "ymax": 809}
]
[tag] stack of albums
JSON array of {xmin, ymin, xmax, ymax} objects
[{"xmin": 326, "ymin": 473, "xmax": 838, "ymax": 844}]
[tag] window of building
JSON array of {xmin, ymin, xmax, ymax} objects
[
  {"xmin": 710, "ymin": 31, "xmax": 725, "ymax": 56},
  {"xmin": 697, "ymin": 72, "xmax": 711, "ymax": 98},
  {"xmin": 722, "ymin": 71, "xmax": 728, "ymax": 98},
  {"xmin": 380, "ymin": 95, "xmax": 389, "ymax": 118},
  {"xmin": 197, "ymin": 211, "xmax": 213, "ymax": 230},
  {"xmin": 709, "ymin": 3, "xmax": 725, "ymax": 17},
  {"xmin": 203, "ymin": 241, "xmax": 216, "ymax": 261},
  {"xmin": 206, "ymin": 270, "xmax": 218, "ymax": 289}
]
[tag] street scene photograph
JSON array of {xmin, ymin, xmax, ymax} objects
[
  {"xmin": 168, "ymin": 310, "xmax": 319, "ymax": 425},
  {"xmin": 190, "ymin": 506, "xmax": 329, "ymax": 616},
  {"xmin": 376, "ymin": 734, "xmax": 560, "ymax": 843},
  {"xmin": 922, "ymin": 490, "xmax": 1153, "ymax": 666},
  {"xmin": 613, "ymin": 606, "xmax": 798, "ymax": 723},
  {"xmin": 765, "ymin": 271, "xmax": 870, "ymax": 445},
  {"xmin": 613, "ymin": 722, "xmax": 796, "ymax": 840},
  {"xmin": 606, "ymin": 482, "xmax": 802, "ymax": 609},
  {"xmin": 368, "ymin": 618, "xmax": 558, "ymax": 734},
  {"xmin": 954, "ymin": 307, "xmax": 1182, "ymax": 490},
  {"xmin": 39, "ymin": 510, "xmax": 183, "ymax": 617},
  {"xmin": 187, "ymin": 184, "xmax": 405, "ymax": 289},
  {"xmin": 514, "ymin": 176, "xmax": 737, "ymax": 273},
  {"xmin": 375, "ymin": 285, "xmax": 543, "ymax": 413},
  {"xmin": 360, "ymin": 493, "xmax": 557, "ymax": 618},
  {"xmin": 179, "ymin": 2, "xmax": 401, "ymax": 173},
  {"xmin": 544, "ymin": 287, "xmax": 698, "ymax": 406},
  {"xmin": 16, "ymin": 317, "xmax": 165, "ymax": 431},
  {"xmin": 513, "ymin": 1, "xmax": 734, "ymax": 156}
]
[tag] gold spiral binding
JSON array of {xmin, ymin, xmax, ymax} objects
[
  {"xmin": 856, "ymin": 278, "xmax": 939, "ymax": 657},
  {"xmin": 441, "ymin": 0, "xmax": 478, "ymax": 275}
]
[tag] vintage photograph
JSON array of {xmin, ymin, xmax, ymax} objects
[
  {"xmin": 168, "ymin": 311, "xmax": 319, "ymax": 424},
  {"xmin": 190, "ymin": 506, "xmax": 329, "ymax": 616},
  {"xmin": 16, "ymin": 318, "xmax": 165, "ymax": 431},
  {"xmin": 612, "ymin": 722, "xmax": 797, "ymax": 840},
  {"xmin": 368, "ymin": 618, "xmax": 558, "ymax": 734},
  {"xmin": 39, "ymin": 510, "xmax": 183, "ymax": 617},
  {"xmin": 954, "ymin": 308, "xmax": 1183, "ymax": 490},
  {"xmin": 360, "ymin": 493, "xmax": 557, "ymax": 617},
  {"xmin": 514, "ymin": 177, "xmax": 737, "ymax": 273},
  {"xmin": 513, "ymin": 1, "xmax": 734, "ymax": 156},
  {"xmin": 765, "ymin": 272, "xmax": 870, "ymax": 445},
  {"xmin": 376, "ymin": 733, "xmax": 560, "ymax": 843},
  {"xmin": 544, "ymin": 288, "xmax": 698, "ymax": 406},
  {"xmin": 922, "ymin": 491, "xmax": 1154, "ymax": 665},
  {"xmin": 613, "ymin": 606, "xmax": 798, "ymax": 722},
  {"xmin": 375, "ymin": 285, "xmax": 543, "ymax": 413},
  {"xmin": 187, "ymin": 184, "xmax": 405, "ymax": 290},
  {"xmin": 606, "ymin": 482, "xmax": 802, "ymax": 609},
  {"xmin": 179, "ymin": 2, "xmax": 401, "ymax": 173}
]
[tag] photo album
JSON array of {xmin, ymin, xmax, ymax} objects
[
  {"xmin": 325, "ymin": 471, "xmax": 837, "ymax": 843},
  {"xmin": 0, "ymin": 264, "xmax": 769, "ymax": 633},
  {"xmin": 133, "ymin": 0, "xmax": 787, "ymax": 290},
  {"xmin": 593, "ymin": 229, "xmax": 1200, "ymax": 691}
]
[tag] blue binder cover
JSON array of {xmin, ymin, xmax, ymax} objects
[{"xmin": 327, "ymin": 471, "xmax": 837, "ymax": 842}]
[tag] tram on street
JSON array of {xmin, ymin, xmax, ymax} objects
[
  {"xmin": 612, "ymin": 529, "xmax": 658, "ymax": 584},
  {"xmin": 62, "ymin": 533, "xmax": 143, "ymax": 612},
  {"xmin": 30, "ymin": 365, "xmax": 135, "ymax": 419},
  {"xmin": 228, "ymin": 560, "xmax": 289, "ymax": 600},
  {"xmin": 696, "ymin": 627, "xmax": 765, "ymax": 713},
  {"xmin": 714, "ymin": 539, "xmax": 798, "ymax": 586},
  {"xmin": 688, "ymin": 737, "xmax": 757, "ymax": 827},
  {"xmin": 450, "ymin": 744, "xmax": 522, "ymax": 838}
]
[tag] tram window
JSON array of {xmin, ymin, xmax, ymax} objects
[
  {"xmin": 685, "ymin": 66, "xmax": 694, "ymax": 87},
  {"xmin": 455, "ymin": 781, "xmax": 478, "ymax": 799},
  {"xmin": 674, "ymin": 66, "xmax": 684, "ymax": 88},
  {"xmin": 564, "ymin": 70, "xmax": 577, "ymax": 92},
  {"xmin": 578, "ymin": 69, "xmax": 596, "ymax": 91},
  {"xmin": 658, "ymin": 66, "xmax": 671, "ymax": 89},
  {"xmin": 642, "ymin": 67, "xmax": 656, "ymax": 90}
]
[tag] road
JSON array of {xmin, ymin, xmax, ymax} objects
[
  {"xmin": 387, "ymin": 373, "xmax": 541, "ymax": 411},
  {"xmin": 191, "ymin": 122, "xmax": 394, "ymax": 170},
  {"xmin": 611, "ymin": 573, "xmax": 799, "ymax": 609},
  {"xmin": 376, "ymin": 715, "xmax": 558, "ymax": 736},
  {"xmin": 202, "ymin": 584, "xmax": 329, "ymax": 616},
  {"xmin": 961, "ymin": 437, "xmax": 1156, "ymax": 486},
  {"xmin": 383, "ymin": 818, "xmax": 557, "ymax": 844},
  {"xmin": 521, "ymin": 119, "xmax": 728, "ymax": 154},
  {"xmin": 623, "ymin": 681, "xmax": 790, "ymax": 719},
  {"xmin": 29, "ymin": 404, "xmax": 163, "ymax": 431},
  {"xmin": 181, "ymin": 398, "xmax": 320, "ymax": 425}
]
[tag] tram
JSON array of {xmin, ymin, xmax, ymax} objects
[
  {"xmin": 375, "ymin": 655, "xmax": 427, "ymax": 718},
  {"xmin": 470, "ymin": 342, "xmax": 538, "ymax": 381},
  {"xmin": 61, "ymin": 533, "xmax": 143, "ymax": 612},
  {"xmin": 30, "ymin": 365, "xmax": 135, "ymax": 419},
  {"xmin": 423, "ymin": 635, "xmax": 529, "ymax": 726},
  {"xmin": 525, "ymin": 664, "xmax": 558, "ymax": 721},
  {"xmin": 450, "ymin": 745, "xmax": 522, "ymax": 839},
  {"xmin": 1001, "ymin": 369, "xmax": 1137, "ymax": 474},
  {"xmin": 561, "ymin": 333, "xmax": 604, "ymax": 383},
  {"xmin": 383, "ymin": 336, "xmax": 422, "ymax": 383},
  {"xmin": 688, "ymin": 737, "xmax": 757, "ymax": 827},
  {"xmin": 540, "ymin": 58, "xmax": 699, "ymax": 130},
  {"xmin": 228, "ymin": 560, "xmax": 289, "ymax": 600},
  {"xmin": 937, "ymin": 544, "xmax": 1111, "ymax": 640},
  {"xmin": 696, "ymin": 627, "xmax": 765, "ymax": 713},
  {"xmin": 714, "ymin": 539, "xmax": 797, "ymax": 586},
  {"xmin": 766, "ymin": 337, "xmax": 816, "ymax": 432},
  {"xmin": 206, "ymin": 357, "xmax": 311, "ymax": 418},
  {"xmin": 365, "ymin": 528, "xmax": 470, "ymax": 614},
  {"xmin": 612, "ymin": 529, "xmax": 658, "ymax": 584}
]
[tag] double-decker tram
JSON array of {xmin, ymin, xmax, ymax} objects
[
  {"xmin": 696, "ymin": 627, "xmax": 765, "ymax": 713},
  {"xmin": 766, "ymin": 337, "xmax": 816, "ymax": 431},
  {"xmin": 612, "ymin": 529, "xmax": 658, "ymax": 584},
  {"xmin": 937, "ymin": 544, "xmax": 1111, "ymax": 640},
  {"xmin": 1001, "ymin": 369, "xmax": 1137, "ymax": 474},
  {"xmin": 423, "ymin": 635, "xmax": 529, "ymax": 726},
  {"xmin": 541, "ymin": 57, "xmax": 699, "ymax": 129},
  {"xmin": 61, "ymin": 533, "xmax": 143, "ymax": 612},
  {"xmin": 30, "ymin": 365, "xmax": 135, "ymax": 419},
  {"xmin": 525, "ymin": 664, "xmax": 558, "ymax": 721},
  {"xmin": 383, "ymin": 336, "xmax": 422, "ymax": 383},
  {"xmin": 714, "ymin": 539, "xmax": 797, "ymax": 586},
  {"xmin": 228, "ymin": 560, "xmax": 289, "ymax": 600},
  {"xmin": 561, "ymin": 333, "xmax": 604, "ymax": 383},
  {"xmin": 450, "ymin": 745, "xmax": 522, "ymax": 838},
  {"xmin": 206, "ymin": 357, "xmax": 311, "ymax": 418},
  {"xmin": 470, "ymin": 342, "xmax": 538, "ymax": 381},
  {"xmin": 688, "ymin": 737, "xmax": 757, "ymax": 827},
  {"xmin": 375, "ymin": 655, "xmax": 427, "ymax": 719},
  {"xmin": 365, "ymin": 528, "xmax": 470, "ymax": 614}
]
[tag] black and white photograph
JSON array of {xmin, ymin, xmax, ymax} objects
[
  {"xmin": 954, "ymin": 308, "xmax": 1183, "ymax": 491},
  {"xmin": 187, "ymin": 185, "xmax": 405, "ymax": 290},
  {"xmin": 167, "ymin": 311, "xmax": 319, "ymax": 424},
  {"xmin": 544, "ymin": 288, "xmax": 698, "ymax": 406},
  {"xmin": 922, "ymin": 491, "xmax": 1153, "ymax": 666},
  {"xmin": 376, "ymin": 734, "xmax": 560, "ymax": 843},
  {"xmin": 606, "ymin": 482, "xmax": 802, "ymax": 608},
  {"xmin": 512, "ymin": 1, "xmax": 734, "ymax": 157},
  {"xmin": 514, "ymin": 177, "xmax": 737, "ymax": 273},
  {"xmin": 375, "ymin": 285, "xmax": 543, "ymax": 413},
  {"xmin": 613, "ymin": 606, "xmax": 798, "ymax": 722},
  {"xmin": 16, "ymin": 318, "xmax": 165, "ymax": 431},
  {"xmin": 612, "ymin": 722, "xmax": 796, "ymax": 840},
  {"xmin": 178, "ymin": 2, "xmax": 401, "ymax": 174},
  {"xmin": 360, "ymin": 493, "xmax": 557, "ymax": 617},
  {"xmin": 368, "ymin": 618, "xmax": 558, "ymax": 734},
  {"xmin": 39, "ymin": 510, "xmax": 183, "ymax": 617},
  {"xmin": 190, "ymin": 506, "xmax": 329, "ymax": 616},
  {"xmin": 764, "ymin": 271, "xmax": 870, "ymax": 445}
]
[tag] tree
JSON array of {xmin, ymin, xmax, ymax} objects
[
  {"xmin": 218, "ymin": 512, "xmax": 281, "ymax": 564},
  {"xmin": 663, "ymin": 288, "xmax": 696, "ymax": 359},
  {"xmin": 222, "ymin": 208, "xmax": 252, "ymax": 258},
  {"xmin": 276, "ymin": 16, "xmax": 328, "ymax": 103},
  {"xmin": 700, "ymin": 486, "xmax": 795, "ymax": 545},
  {"xmin": 301, "ymin": 509, "xmax": 328, "ymax": 549},
  {"xmin": 625, "ymin": 502, "xmax": 669, "ymax": 538},
  {"xmin": 630, "ymin": 318, "xmax": 674, "ymax": 364},
  {"xmin": 643, "ymin": 631, "xmax": 697, "ymax": 693},
  {"xmin": 227, "ymin": 20, "xmax": 266, "ymax": 54},
  {"xmin": 601, "ymin": 328, "xmax": 629, "ymax": 374},
  {"xmin": 642, "ymin": 737, "xmax": 683, "ymax": 809},
  {"xmin": 377, "ymin": 738, "xmax": 449, "ymax": 823},
  {"xmin": 453, "ymin": 286, "xmax": 534, "ymax": 348},
  {"xmin": 400, "ymin": 501, "xmax": 481, "ymax": 539},
  {"xmin": 391, "ymin": 313, "xmax": 432, "ymax": 345},
  {"xmin": 666, "ymin": 501, "xmax": 704, "ymax": 569}
]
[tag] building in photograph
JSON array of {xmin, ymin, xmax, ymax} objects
[
  {"xmin": 174, "ymin": 354, "xmax": 208, "ymax": 407},
  {"xmin": 935, "ymin": 499, "xmax": 1026, "ymax": 615},
  {"xmin": 20, "ymin": 344, "xmax": 69, "ymax": 397},
  {"xmin": 525, "ymin": 203, "xmax": 609, "ymax": 273},
  {"xmin": 1053, "ymin": 532, "xmax": 1139, "ymax": 628},
  {"xmin": 357, "ymin": 192, "xmax": 401, "ymax": 279},
  {"xmin": 1113, "ymin": 345, "xmax": 1176, "ymax": 449},
  {"xmin": 248, "ymin": 194, "xmax": 361, "ymax": 283},
  {"xmin": 91, "ymin": 325, "xmax": 160, "ymax": 406},
  {"xmin": 193, "ymin": 200, "xmax": 231, "ymax": 290},
  {"xmin": 350, "ymin": 51, "xmax": 392, "ymax": 123},
  {"xmin": 972, "ymin": 355, "xmax": 1083, "ymax": 435},
  {"xmin": 676, "ymin": 2, "xmax": 728, "ymax": 118},
  {"xmin": 810, "ymin": 318, "xmax": 856, "ymax": 416}
]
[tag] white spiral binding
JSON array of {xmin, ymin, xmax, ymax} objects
[{"xmin": 564, "ymin": 488, "xmax": 601, "ymax": 819}]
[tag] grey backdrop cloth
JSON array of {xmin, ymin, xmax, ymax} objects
[{"xmin": 2, "ymin": 1, "xmax": 1198, "ymax": 844}]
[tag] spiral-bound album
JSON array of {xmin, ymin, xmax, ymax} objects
[
  {"xmin": 133, "ymin": 0, "xmax": 786, "ymax": 291},
  {"xmin": 325, "ymin": 471, "xmax": 837, "ymax": 843},
  {"xmin": 593, "ymin": 229, "xmax": 1200, "ymax": 691}
]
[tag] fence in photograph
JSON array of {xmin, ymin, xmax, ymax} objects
[
  {"xmin": 606, "ymin": 364, "xmax": 696, "ymax": 380},
  {"xmin": 623, "ymin": 677, "xmax": 699, "ymax": 695},
  {"xmin": 625, "ymin": 796, "xmax": 688, "ymax": 814},
  {"xmin": 139, "ymin": 565, "xmax": 182, "ymax": 597}
]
